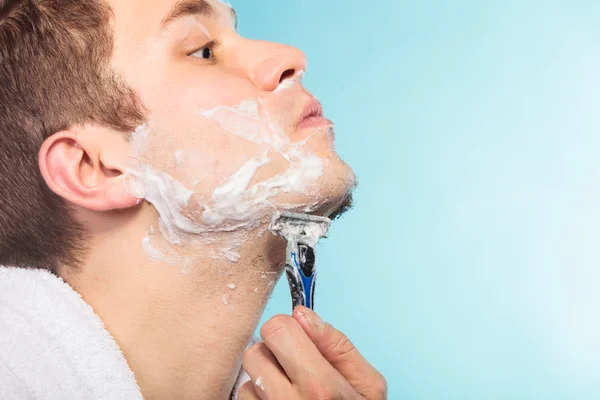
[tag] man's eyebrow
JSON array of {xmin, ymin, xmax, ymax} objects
[
  {"xmin": 161, "ymin": 0, "xmax": 213, "ymax": 28},
  {"xmin": 160, "ymin": 0, "xmax": 238, "ymax": 31}
]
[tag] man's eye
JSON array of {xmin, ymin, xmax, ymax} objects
[
  {"xmin": 191, "ymin": 46, "xmax": 212, "ymax": 59},
  {"xmin": 189, "ymin": 40, "xmax": 219, "ymax": 60}
]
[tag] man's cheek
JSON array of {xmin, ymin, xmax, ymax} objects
[{"xmin": 176, "ymin": 143, "xmax": 272, "ymax": 188}]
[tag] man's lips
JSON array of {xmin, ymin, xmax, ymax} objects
[{"xmin": 297, "ymin": 98, "xmax": 332, "ymax": 130}]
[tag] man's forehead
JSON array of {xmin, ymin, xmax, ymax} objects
[
  {"xmin": 161, "ymin": 0, "xmax": 237, "ymax": 28},
  {"xmin": 109, "ymin": 0, "xmax": 236, "ymax": 34}
]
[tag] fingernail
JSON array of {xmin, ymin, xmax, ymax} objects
[
  {"xmin": 294, "ymin": 307, "xmax": 309, "ymax": 323},
  {"xmin": 297, "ymin": 307, "xmax": 326, "ymax": 335}
]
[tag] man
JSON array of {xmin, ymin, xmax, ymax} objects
[{"xmin": 0, "ymin": 0, "xmax": 387, "ymax": 399}]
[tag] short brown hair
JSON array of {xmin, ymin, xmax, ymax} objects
[{"xmin": 0, "ymin": 0, "xmax": 145, "ymax": 273}]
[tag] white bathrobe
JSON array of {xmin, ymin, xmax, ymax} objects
[{"xmin": 0, "ymin": 266, "xmax": 252, "ymax": 399}]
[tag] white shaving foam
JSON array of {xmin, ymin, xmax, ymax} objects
[
  {"xmin": 200, "ymin": 100, "xmax": 288, "ymax": 149},
  {"xmin": 127, "ymin": 165, "xmax": 194, "ymax": 244},
  {"xmin": 221, "ymin": 248, "xmax": 241, "ymax": 263},
  {"xmin": 203, "ymin": 156, "xmax": 271, "ymax": 226},
  {"xmin": 131, "ymin": 124, "xmax": 151, "ymax": 155},
  {"xmin": 175, "ymin": 150, "xmax": 185, "ymax": 167},
  {"xmin": 142, "ymin": 233, "xmax": 164, "ymax": 262},
  {"xmin": 141, "ymin": 229, "xmax": 192, "ymax": 268},
  {"xmin": 274, "ymin": 70, "xmax": 305, "ymax": 93},
  {"xmin": 200, "ymin": 153, "xmax": 323, "ymax": 231},
  {"xmin": 274, "ymin": 78, "xmax": 294, "ymax": 93}
]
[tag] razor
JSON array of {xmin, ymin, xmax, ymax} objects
[{"xmin": 270, "ymin": 211, "xmax": 331, "ymax": 311}]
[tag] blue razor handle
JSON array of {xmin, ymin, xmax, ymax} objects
[{"xmin": 285, "ymin": 242, "xmax": 317, "ymax": 311}]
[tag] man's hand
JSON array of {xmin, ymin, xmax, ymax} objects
[{"xmin": 238, "ymin": 306, "xmax": 387, "ymax": 400}]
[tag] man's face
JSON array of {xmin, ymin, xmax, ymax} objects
[{"xmin": 109, "ymin": 0, "xmax": 355, "ymax": 239}]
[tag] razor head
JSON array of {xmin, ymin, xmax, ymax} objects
[{"xmin": 270, "ymin": 211, "xmax": 332, "ymax": 247}]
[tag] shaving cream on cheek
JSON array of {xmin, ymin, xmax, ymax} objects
[
  {"xmin": 199, "ymin": 95, "xmax": 327, "ymax": 223},
  {"xmin": 200, "ymin": 100, "xmax": 290, "ymax": 150},
  {"xmin": 126, "ymin": 75, "xmax": 327, "ymax": 256},
  {"xmin": 131, "ymin": 124, "xmax": 151, "ymax": 154},
  {"xmin": 126, "ymin": 132, "xmax": 322, "ymax": 245},
  {"xmin": 175, "ymin": 150, "xmax": 185, "ymax": 167}
]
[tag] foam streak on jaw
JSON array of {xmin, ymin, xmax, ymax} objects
[
  {"xmin": 202, "ymin": 156, "xmax": 272, "ymax": 227},
  {"xmin": 202, "ymin": 151, "xmax": 323, "ymax": 230},
  {"xmin": 126, "ymin": 149, "xmax": 323, "ymax": 244},
  {"xmin": 127, "ymin": 74, "xmax": 325, "ymax": 256},
  {"xmin": 126, "ymin": 165, "xmax": 195, "ymax": 244},
  {"xmin": 126, "ymin": 131, "xmax": 324, "ymax": 245},
  {"xmin": 142, "ymin": 233, "xmax": 164, "ymax": 261}
]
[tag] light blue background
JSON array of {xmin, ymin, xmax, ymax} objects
[{"xmin": 233, "ymin": 1, "xmax": 600, "ymax": 398}]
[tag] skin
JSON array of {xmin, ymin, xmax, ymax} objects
[
  {"xmin": 239, "ymin": 306, "xmax": 387, "ymax": 400},
  {"xmin": 37, "ymin": 0, "xmax": 386, "ymax": 398}
]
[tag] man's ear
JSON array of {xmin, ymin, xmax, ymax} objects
[{"xmin": 39, "ymin": 129, "xmax": 144, "ymax": 212}]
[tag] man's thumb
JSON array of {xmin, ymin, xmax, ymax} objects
[{"xmin": 292, "ymin": 306, "xmax": 388, "ymax": 400}]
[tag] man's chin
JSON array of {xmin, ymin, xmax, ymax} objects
[
  {"xmin": 265, "ymin": 157, "xmax": 356, "ymax": 221},
  {"xmin": 307, "ymin": 178, "xmax": 356, "ymax": 221},
  {"xmin": 327, "ymin": 191, "xmax": 355, "ymax": 221},
  {"xmin": 310, "ymin": 190, "xmax": 355, "ymax": 221},
  {"xmin": 316, "ymin": 162, "xmax": 357, "ymax": 221}
]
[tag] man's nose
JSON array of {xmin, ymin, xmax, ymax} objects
[{"xmin": 241, "ymin": 40, "xmax": 307, "ymax": 92}]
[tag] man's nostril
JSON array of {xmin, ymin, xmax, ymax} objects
[{"xmin": 279, "ymin": 69, "xmax": 296, "ymax": 83}]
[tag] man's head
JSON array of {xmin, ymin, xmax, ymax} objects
[
  {"xmin": 0, "ymin": 0, "xmax": 145, "ymax": 271},
  {"xmin": 0, "ymin": 0, "xmax": 355, "ymax": 273}
]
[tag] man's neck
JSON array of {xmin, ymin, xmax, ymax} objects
[{"xmin": 61, "ymin": 220, "xmax": 286, "ymax": 400}]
